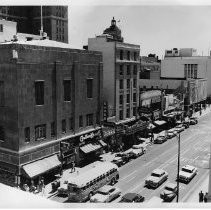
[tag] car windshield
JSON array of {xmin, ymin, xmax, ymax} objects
[
  {"xmin": 165, "ymin": 186, "xmax": 174, "ymax": 191},
  {"xmin": 151, "ymin": 172, "xmax": 161, "ymax": 177},
  {"xmin": 182, "ymin": 168, "xmax": 192, "ymax": 173},
  {"xmin": 97, "ymin": 191, "xmax": 109, "ymax": 195}
]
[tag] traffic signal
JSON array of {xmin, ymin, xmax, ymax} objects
[{"xmin": 103, "ymin": 101, "xmax": 108, "ymax": 122}]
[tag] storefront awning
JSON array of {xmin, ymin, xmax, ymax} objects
[
  {"xmin": 22, "ymin": 154, "xmax": 61, "ymax": 178},
  {"xmin": 99, "ymin": 140, "xmax": 107, "ymax": 147},
  {"xmin": 80, "ymin": 143, "xmax": 102, "ymax": 154},
  {"xmin": 153, "ymin": 120, "xmax": 167, "ymax": 126}
]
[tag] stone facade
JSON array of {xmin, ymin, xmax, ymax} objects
[{"xmin": 0, "ymin": 41, "xmax": 103, "ymax": 185}]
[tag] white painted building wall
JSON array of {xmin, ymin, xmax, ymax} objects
[{"xmin": 0, "ymin": 19, "xmax": 17, "ymax": 43}]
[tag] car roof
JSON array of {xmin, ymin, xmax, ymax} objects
[
  {"xmin": 98, "ymin": 185, "xmax": 113, "ymax": 193},
  {"xmin": 122, "ymin": 193, "xmax": 139, "ymax": 200},
  {"xmin": 182, "ymin": 165, "xmax": 195, "ymax": 170},
  {"xmin": 152, "ymin": 169, "xmax": 165, "ymax": 174},
  {"xmin": 165, "ymin": 182, "xmax": 177, "ymax": 189}
]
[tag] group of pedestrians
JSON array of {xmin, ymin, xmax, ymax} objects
[
  {"xmin": 23, "ymin": 177, "xmax": 45, "ymax": 196},
  {"xmin": 199, "ymin": 190, "xmax": 209, "ymax": 203}
]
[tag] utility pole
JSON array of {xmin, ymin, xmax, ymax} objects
[{"xmin": 176, "ymin": 133, "xmax": 181, "ymax": 202}]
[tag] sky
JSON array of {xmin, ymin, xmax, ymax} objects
[
  {"xmin": 68, "ymin": 1, "xmax": 211, "ymax": 59},
  {"xmin": 5, "ymin": 0, "xmax": 211, "ymax": 59}
]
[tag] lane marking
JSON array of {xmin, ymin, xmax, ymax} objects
[{"xmin": 120, "ymin": 170, "xmax": 137, "ymax": 181}]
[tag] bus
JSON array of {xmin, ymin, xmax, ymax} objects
[{"xmin": 58, "ymin": 162, "xmax": 119, "ymax": 202}]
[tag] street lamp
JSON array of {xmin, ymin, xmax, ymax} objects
[{"xmin": 176, "ymin": 132, "xmax": 181, "ymax": 203}]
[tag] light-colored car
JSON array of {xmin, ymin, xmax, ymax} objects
[
  {"xmin": 167, "ymin": 129, "xmax": 177, "ymax": 139},
  {"xmin": 160, "ymin": 182, "xmax": 177, "ymax": 202},
  {"xmin": 90, "ymin": 185, "xmax": 121, "ymax": 203},
  {"xmin": 178, "ymin": 165, "xmax": 197, "ymax": 183},
  {"xmin": 132, "ymin": 143, "xmax": 147, "ymax": 152},
  {"xmin": 174, "ymin": 124, "xmax": 185, "ymax": 133},
  {"xmin": 112, "ymin": 156, "xmax": 125, "ymax": 167},
  {"xmin": 154, "ymin": 131, "xmax": 167, "ymax": 144},
  {"xmin": 145, "ymin": 169, "xmax": 168, "ymax": 188}
]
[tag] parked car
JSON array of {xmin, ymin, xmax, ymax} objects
[
  {"xmin": 112, "ymin": 156, "xmax": 125, "ymax": 167},
  {"xmin": 174, "ymin": 124, "xmax": 185, "ymax": 133},
  {"xmin": 119, "ymin": 193, "xmax": 145, "ymax": 203},
  {"xmin": 123, "ymin": 149, "xmax": 136, "ymax": 159},
  {"xmin": 182, "ymin": 121, "xmax": 190, "ymax": 129},
  {"xmin": 167, "ymin": 128, "xmax": 177, "ymax": 139},
  {"xmin": 189, "ymin": 117, "xmax": 198, "ymax": 125},
  {"xmin": 90, "ymin": 185, "xmax": 121, "ymax": 203},
  {"xmin": 160, "ymin": 182, "xmax": 178, "ymax": 202},
  {"xmin": 178, "ymin": 165, "xmax": 197, "ymax": 183},
  {"xmin": 131, "ymin": 146, "xmax": 145, "ymax": 158},
  {"xmin": 154, "ymin": 131, "xmax": 167, "ymax": 144},
  {"xmin": 132, "ymin": 143, "xmax": 147, "ymax": 152},
  {"xmin": 115, "ymin": 152, "xmax": 130, "ymax": 163},
  {"xmin": 145, "ymin": 169, "xmax": 168, "ymax": 189}
]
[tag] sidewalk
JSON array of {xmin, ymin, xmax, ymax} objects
[{"xmin": 192, "ymin": 106, "xmax": 211, "ymax": 119}]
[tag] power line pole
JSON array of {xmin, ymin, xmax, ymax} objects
[{"xmin": 176, "ymin": 133, "xmax": 180, "ymax": 203}]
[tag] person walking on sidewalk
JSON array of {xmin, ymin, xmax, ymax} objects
[
  {"xmin": 71, "ymin": 161, "xmax": 75, "ymax": 173},
  {"xmin": 204, "ymin": 192, "xmax": 208, "ymax": 203},
  {"xmin": 199, "ymin": 191, "xmax": 204, "ymax": 202}
]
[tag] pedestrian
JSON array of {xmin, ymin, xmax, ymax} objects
[
  {"xmin": 204, "ymin": 192, "xmax": 208, "ymax": 203},
  {"xmin": 30, "ymin": 180, "xmax": 36, "ymax": 193},
  {"xmin": 59, "ymin": 166, "xmax": 63, "ymax": 176},
  {"xmin": 199, "ymin": 190, "xmax": 204, "ymax": 202},
  {"xmin": 23, "ymin": 183, "xmax": 30, "ymax": 192},
  {"xmin": 72, "ymin": 161, "xmax": 75, "ymax": 172},
  {"xmin": 40, "ymin": 177, "xmax": 45, "ymax": 196}
]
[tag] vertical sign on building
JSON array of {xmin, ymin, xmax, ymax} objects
[{"xmin": 103, "ymin": 101, "xmax": 108, "ymax": 122}]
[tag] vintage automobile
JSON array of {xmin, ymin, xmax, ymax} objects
[
  {"xmin": 119, "ymin": 193, "xmax": 145, "ymax": 203},
  {"xmin": 154, "ymin": 131, "xmax": 167, "ymax": 144},
  {"xmin": 178, "ymin": 165, "xmax": 197, "ymax": 183},
  {"xmin": 111, "ymin": 156, "xmax": 125, "ymax": 167},
  {"xmin": 115, "ymin": 152, "xmax": 130, "ymax": 163},
  {"xmin": 189, "ymin": 117, "xmax": 198, "ymax": 125},
  {"xmin": 167, "ymin": 128, "xmax": 177, "ymax": 139},
  {"xmin": 145, "ymin": 169, "xmax": 168, "ymax": 189},
  {"xmin": 160, "ymin": 182, "xmax": 178, "ymax": 202},
  {"xmin": 130, "ymin": 147, "xmax": 145, "ymax": 158},
  {"xmin": 174, "ymin": 124, "xmax": 185, "ymax": 133},
  {"xmin": 90, "ymin": 185, "xmax": 121, "ymax": 203}
]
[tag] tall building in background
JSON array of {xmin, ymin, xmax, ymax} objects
[{"xmin": 0, "ymin": 6, "xmax": 68, "ymax": 43}]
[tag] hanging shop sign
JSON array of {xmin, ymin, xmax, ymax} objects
[{"xmin": 77, "ymin": 130, "xmax": 102, "ymax": 145}]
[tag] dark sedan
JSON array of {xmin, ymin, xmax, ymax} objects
[{"xmin": 119, "ymin": 193, "xmax": 145, "ymax": 203}]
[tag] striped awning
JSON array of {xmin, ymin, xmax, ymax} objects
[
  {"xmin": 80, "ymin": 143, "xmax": 102, "ymax": 154},
  {"xmin": 99, "ymin": 140, "xmax": 107, "ymax": 147},
  {"xmin": 23, "ymin": 154, "xmax": 61, "ymax": 178}
]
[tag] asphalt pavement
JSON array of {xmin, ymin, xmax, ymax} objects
[{"xmin": 51, "ymin": 107, "xmax": 211, "ymax": 205}]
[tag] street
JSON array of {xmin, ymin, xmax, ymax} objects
[{"xmin": 51, "ymin": 111, "xmax": 211, "ymax": 203}]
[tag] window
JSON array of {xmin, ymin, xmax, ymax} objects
[
  {"xmin": 120, "ymin": 50, "xmax": 123, "ymax": 60},
  {"xmin": 63, "ymin": 80, "xmax": 71, "ymax": 101},
  {"xmin": 133, "ymin": 93, "xmax": 136, "ymax": 102},
  {"xmin": 119, "ymin": 95, "xmax": 123, "ymax": 105},
  {"xmin": 127, "ymin": 65, "xmax": 130, "ymax": 75},
  {"xmin": 62, "ymin": 119, "xmax": 66, "ymax": 133},
  {"xmin": 0, "ymin": 126, "xmax": 4, "ymax": 142},
  {"xmin": 126, "ymin": 108, "xmax": 130, "ymax": 118},
  {"xmin": 119, "ymin": 110, "xmax": 123, "ymax": 120},
  {"xmin": 127, "ymin": 79, "xmax": 130, "ymax": 89},
  {"xmin": 79, "ymin": 115, "xmax": 83, "ymax": 128},
  {"xmin": 134, "ymin": 52, "xmax": 137, "ymax": 61},
  {"xmin": 35, "ymin": 81, "xmax": 44, "ymax": 105},
  {"xmin": 133, "ymin": 65, "xmax": 137, "ymax": 75},
  {"xmin": 119, "ymin": 79, "xmax": 123, "ymax": 89},
  {"xmin": 0, "ymin": 81, "xmax": 5, "ymax": 107},
  {"xmin": 0, "ymin": 24, "xmax": 3, "ymax": 32},
  {"xmin": 133, "ymin": 79, "xmax": 137, "ymax": 88},
  {"xmin": 86, "ymin": 114, "xmax": 94, "ymax": 126},
  {"xmin": 194, "ymin": 64, "xmax": 198, "ymax": 78},
  {"xmin": 51, "ymin": 122, "xmax": 56, "ymax": 137},
  {"xmin": 69, "ymin": 117, "xmax": 73, "ymax": 130},
  {"xmin": 35, "ymin": 124, "xmax": 46, "ymax": 141},
  {"xmin": 133, "ymin": 107, "xmax": 136, "ymax": 116},
  {"xmin": 24, "ymin": 127, "xmax": 30, "ymax": 142},
  {"xmin": 87, "ymin": 79, "xmax": 93, "ymax": 99},
  {"xmin": 119, "ymin": 65, "xmax": 123, "ymax": 75},
  {"xmin": 127, "ymin": 51, "xmax": 130, "ymax": 60},
  {"xmin": 126, "ymin": 94, "xmax": 130, "ymax": 103},
  {"xmin": 184, "ymin": 64, "xmax": 188, "ymax": 78}
]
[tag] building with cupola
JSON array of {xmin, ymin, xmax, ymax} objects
[{"xmin": 87, "ymin": 18, "xmax": 148, "ymax": 151}]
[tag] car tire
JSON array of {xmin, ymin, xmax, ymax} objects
[
  {"xmin": 111, "ymin": 178, "xmax": 115, "ymax": 186},
  {"xmin": 88, "ymin": 192, "xmax": 94, "ymax": 200}
]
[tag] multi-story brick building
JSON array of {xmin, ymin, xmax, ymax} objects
[
  {"xmin": 0, "ymin": 39, "xmax": 103, "ymax": 187},
  {"xmin": 87, "ymin": 18, "xmax": 148, "ymax": 150},
  {"xmin": 0, "ymin": 6, "xmax": 68, "ymax": 43}
]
